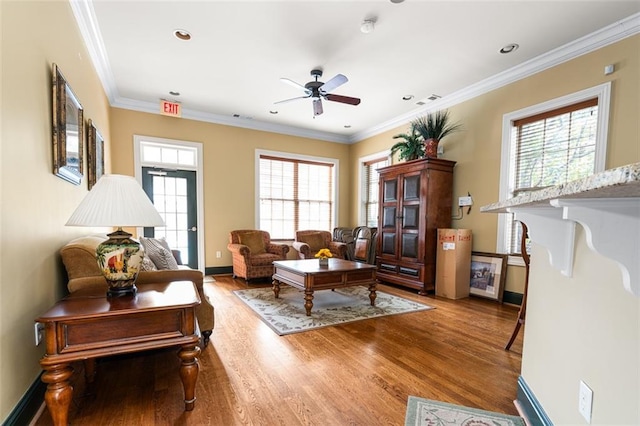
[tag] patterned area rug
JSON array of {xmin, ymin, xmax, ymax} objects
[
  {"xmin": 233, "ymin": 285, "xmax": 433, "ymax": 335},
  {"xmin": 405, "ymin": 396, "xmax": 525, "ymax": 426}
]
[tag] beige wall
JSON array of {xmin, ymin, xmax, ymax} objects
[
  {"xmin": 0, "ymin": 0, "xmax": 112, "ymax": 421},
  {"xmin": 109, "ymin": 108, "xmax": 351, "ymax": 266}
]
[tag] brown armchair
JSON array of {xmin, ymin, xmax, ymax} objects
[
  {"xmin": 227, "ymin": 230, "xmax": 290, "ymax": 281},
  {"xmin": 292, "ymin": 230, "xmax": 347, "ymax": 260}
]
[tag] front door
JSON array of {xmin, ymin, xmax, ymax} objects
[{"xmin": 142, "ymin": 167, "xmax": 198, "ymax": 269}]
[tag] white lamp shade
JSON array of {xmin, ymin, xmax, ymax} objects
[{"xmin": 66, "ymin": 174, "xmax": 165, "ymax": 227}]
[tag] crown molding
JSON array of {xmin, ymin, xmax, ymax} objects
[
  {"xmin": 70, "ymin": 0, "xmax": 639, "ymax": 145},
  {"xmin": 349, "ymin": 12, "xmax": 640, "ymax": 143},
  {"xmin": 112, "ymin": 97, "xmax": 351, "ymax": 144}
]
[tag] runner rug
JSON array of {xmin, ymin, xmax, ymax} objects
[
  {"xmin": 404, "ymin": 396, "xmax": 526, "ymax": 426},
  {"xmin": 233, "ymin": 285, "xmax": 433, "ymax": 335}
]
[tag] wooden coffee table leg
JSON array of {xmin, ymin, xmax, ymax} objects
[
  {"xmin": 272, "ymin": 278, "xmax": 281, "ymax": 298},
  {"xmin": 368, "ymin": 282, "xmax": 377, "ymax": 306},
  {"xmin": 304, "ymin": 289, "xmax": 314, "ymax": 316},
  {"xmin": 177, "ymin": 343, "xmax": 201, "ymax": 411},
  {"xmin": 41, "ymin": 362, "xmax": 74, "ymax": 426}
]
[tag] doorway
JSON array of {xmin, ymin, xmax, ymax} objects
[{"xmin": 134, "ymin": 136, "xmax": 205, "ymax": 271}]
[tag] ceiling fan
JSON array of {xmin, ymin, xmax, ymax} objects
[{"xmin": 275, "ymin": 69, "xmax": 361, "ymax": 117}]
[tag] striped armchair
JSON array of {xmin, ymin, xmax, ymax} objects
[{"xmin": 227, "ymin": 230, "xmax": 289, "ymax": 282}]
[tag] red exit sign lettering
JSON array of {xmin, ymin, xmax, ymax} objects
[{"xmin": 160, "ymin": 100, "xmax": 181, "ymax": 117}]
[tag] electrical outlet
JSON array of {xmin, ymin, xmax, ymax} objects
[
  {"xmin": 34, "ymin": 323, "xmax": 44, "ymax": 346},
  {"xmin": 579, "ymin": 380, "xmax": 593, "ymax": 423},
  {"xmin": 216, "ymin": 251, "xmax": 221, "ymax": 258},
  {"xmin": 458, "ymin": 196, "xmax": 473, "ymax": 207}
]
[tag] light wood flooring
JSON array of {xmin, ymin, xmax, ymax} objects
[{"xmin": 34, "ymin": 275, "xmax": 524, "ymax": 425}]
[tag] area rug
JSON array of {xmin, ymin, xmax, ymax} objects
[
  {"xmin": 405, "ymin": 396, "xmax": 525, "ymax": 426},
  {"xmin": 233, "ymin": 285, "xmax": 433, "ymax": 335}
]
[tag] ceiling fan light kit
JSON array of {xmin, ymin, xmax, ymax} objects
[{"xmin": 276, "ymin": 69, "xmax": 361, "ymax": 117}]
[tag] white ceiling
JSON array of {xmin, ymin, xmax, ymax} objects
[{"xmin": 71, "ymin": 1, "xmax": 640, "ymax": 143}]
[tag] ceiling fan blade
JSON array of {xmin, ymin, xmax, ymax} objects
[
  {"xmin": 274, "ymin": 95, "xmax": 310, "ymax": 105},
  {"xmin": 325, "ymin": 93, "xmax": 361, "ymax": 106},
  {"xmin": 319, "ymin": 74, "xmax": 347, "ymax": 94},
  {"xmin": 313, "ymin": 98, "xmax": 323, "ymax": 116},
  {"xmin": 280, "ymin": 77, "xmax": 311, "ymax": 95}
]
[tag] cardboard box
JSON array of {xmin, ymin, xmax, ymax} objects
[{"xmin": 436, "ymin": 229, "xmax": 472, "ymax": 299}]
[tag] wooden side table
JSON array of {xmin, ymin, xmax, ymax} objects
[{"xmin": 35, "ymin": 280, "xmax": 201, "ymax": 426}]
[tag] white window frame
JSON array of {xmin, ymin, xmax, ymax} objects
[
  {"xmin": 358, "ymin": 150, "xmax": 391, "ymax": 227},
  {"xmin": 255, "ymin": 149, "xmax": 339, "ymax": 239},
  {"xmin": 497, "ymin": 82, "xmax": 611, "ymax": 265},
  {"xmin": 133, "ymin": 135, "xmax": 205, "ymax": 272}
]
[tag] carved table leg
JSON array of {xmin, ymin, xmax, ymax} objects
[
  {"xmin": 41, "ymin": 362, "xmax": 74, "ymax": 426},
  {"xmin": 84, "ymin": 358, "xmax": 96, "ymax": 383},
  {"xmin": 368, "ymin": 282, "xmax": 377, "ymax": 306},
  {"xmin": 304, "ymin": 290, "xmax": 314, "ymax": 316},
  {"xmin": 272, "ymin": 278, "xmax": 280, "ymax": 298},
  {"xmin": 177, "ymin": 343, "xmax": 201, "ymax": 411}
]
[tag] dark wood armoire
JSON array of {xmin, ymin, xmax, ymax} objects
[{"xmin": 376, "ymin": 158, "xmax": 455, "ymax": 294}]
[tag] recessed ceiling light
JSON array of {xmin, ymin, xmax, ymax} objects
[
  {"xmin": 390, "ymin": 0, "xmax": 405, "ymax": 3},
  {"xmin": 169, "ymin": 91, "xmax": 180, "ymax": 96},
  {"xmin": 500, "ymin": 43, "xmax": 519, "ymax": 54},
  {"xmin": 402, "ymin": 95, "xmax": 414, "ymax": 101},
  {"xmin": 360, "ymin": 19, "xmax": 376, "ymax": 34},
  {"xmin": 174, "ymin": 29, "xmax": 191, "ymax": 41},
  {"xmin": 269, "ymin": 110, "xmax": 278, "ymax": 114},
  {"xmin": 344, "ymin": 124, "xmax": 352, "ymax": 128}
]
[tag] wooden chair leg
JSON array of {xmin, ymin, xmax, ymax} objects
[{"xmin": 505, "ymin": 221, "xmax": 530, "ymax": 351}]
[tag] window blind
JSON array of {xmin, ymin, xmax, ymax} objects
[
  {"xmin": 507, "ymin": 98, "xmax": 599, "ymax": 253},
  {"xmin": 259, "ymin": 155, "xmax": 334, "ymax": 240},
  {"xmin": 364, "ymin": 157, "xmax": 389, "ymax": 227}
]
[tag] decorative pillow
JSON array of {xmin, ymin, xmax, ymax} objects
[
  {"xmin": 140, "ymin": 237, "xmax": 179, "ymax": 270},
  {"xmin": 238, "ymin": 232, "xmax": 266, "ymax": 254},
  {"xmin": 301, "ymin": 233, "xmax": 325, "ymax": 253},
  {"xmin": 140, "ymin": 255, "xmax": 158, "ymax": 271}
]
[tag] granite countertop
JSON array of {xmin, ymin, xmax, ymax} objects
[{"xmin": 481, "ymin": 162, "xmax": 640, "ymax": 213}]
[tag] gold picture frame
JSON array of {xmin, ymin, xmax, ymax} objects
[
  {"xmin": 87, "ymin": 119, "xmax": 105, "ymax": 190},
  {"xmin": 52, "ymin": 63, "xmax": 83, "ymax": 185}
]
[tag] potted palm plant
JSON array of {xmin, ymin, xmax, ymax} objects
[
  {"xmin": 390, "ymin": 122, "xmax": 425, "ymax": 161},
  {"xmin": 412, "ymin": 109, "xmax": 462, "ymax": 158}
]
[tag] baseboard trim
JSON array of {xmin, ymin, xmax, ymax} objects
[
  {"xmin": 503, "ymin": 290, "xmax": 523, "ymax": 306},
  {"xmin": 516, "ymin": 376, "xmax": 552, "ymax": 426},
  {"xmin": 205, "ymin": 266, "xmax": 233, "ymax": 276},
  {"xmin": 2, "ymin": 373, "xmax": 45, "ymax": 426}
]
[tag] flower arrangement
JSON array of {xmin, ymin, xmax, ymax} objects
[{"xmin": 314, "ymin": 248, "xmax": 333, "ymax": 259}]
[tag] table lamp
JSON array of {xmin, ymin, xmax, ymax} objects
[{"xmin": 66, "ymin": 174, "xmax": 165, "ymax": 297}]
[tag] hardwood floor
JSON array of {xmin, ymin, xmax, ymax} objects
[{"xmin": 34, "ymin": 275, "xmax": 524, "ymax": 425}]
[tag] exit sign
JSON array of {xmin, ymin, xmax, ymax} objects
[{"xmin": 160, "ymin": 100, "xmax": 181, "ymax": 117}]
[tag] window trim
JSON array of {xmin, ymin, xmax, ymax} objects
[
  {"xmin": 358, "ymin": 150, "xmax": 391, "ymax": 226},
  {"xmin": 497, "ymin": 82, "xmax": 611, "ymax": 265},
  {"xmin": 255, "ymin": 149, "xmax": 339, "ymax": 239}
]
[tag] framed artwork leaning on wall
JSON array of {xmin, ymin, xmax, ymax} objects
[{"xmin": 470, "ymin": 252, "xmax": 508, "ymax": 302}]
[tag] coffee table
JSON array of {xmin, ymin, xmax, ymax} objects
[
  {"xmin": 272, "ymin": 258, "xmax": 377, "ymax": 316},
  {"xmin": 35, "ymin": 280, "xmax": 201, "ymax": 426}
]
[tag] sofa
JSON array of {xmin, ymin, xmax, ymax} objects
[{"xmin": 60, "ymin": 235, "xmax": 214, "ymax": 347}]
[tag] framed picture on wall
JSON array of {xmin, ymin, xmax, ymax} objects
[
  {"xmin": 52, "ymin": 63, "xmax": 83, "ymax": 185},
  {"xmin": 470, "ymin": 252, "xmax": 508, "ymax": 302},
  {"xmin": 87, "ymin": 119, "xmax": 105, "ymax": 190}
]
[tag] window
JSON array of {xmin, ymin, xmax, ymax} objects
[
  {"xmin": 360, "ymin": 154, "xmax": 390, "ymax": 227},
  {"xmin": 497, "ymin": 83, "xmax": 610, "ymax": 261},
  {"xmin": 257, "ymin": 151, "xmax": 337, "ymax": 240}
]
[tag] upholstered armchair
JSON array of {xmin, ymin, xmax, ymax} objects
[
  {"xmin": 227, "ymin": 230, "xmax": 290, "ymax": 281},
  {"xmin": 292, "ymin": 230, "xmax": 347, "ymax": 260}
]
